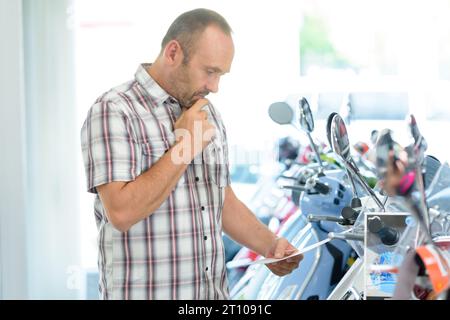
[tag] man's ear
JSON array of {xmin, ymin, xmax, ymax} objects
[{"xmin": 163, "ymin": 40, "xmax": 184, "ymax": 66}]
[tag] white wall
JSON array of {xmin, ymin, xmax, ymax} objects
[
  {"xmin": 0, "ymin": 0, "xmax": 82, "ymax": 299},
  {"xmin": 0, "ymin": 0, "xmax": 29, "ymax": 299},
  {"xmin": 22, "ymin": 0, "xmax": 81, "ymax": 299}
]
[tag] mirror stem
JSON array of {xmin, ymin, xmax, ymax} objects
[
  {"xmin": 415, "ymin": 166, "xmax": 431, "ymax": 235},
  {"xmin": 348, "ymin": 161, "xmax": 385, "ymax": 211},
  {"xmin": 403, "ymin": 196, "xmax": 433, "ymax": 245},
  {"xmin": 306, "ymin": 132, "xmax": 324, "ymax": 170},
  {"xmin": 345, "ymin": 167, "xmax": 359, "ymax": 198}
]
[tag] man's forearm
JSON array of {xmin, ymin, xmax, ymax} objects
[
  {"xmin": 100, "ymin": 142, "xmax": 190, "ymax": 231},
  {"xmin": 222, "ymin": 187, "xmax": 277, "ymax": 256}
]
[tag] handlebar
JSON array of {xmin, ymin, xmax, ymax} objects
[{"xmin": 328, "ymin": 232, "xmax": 364, "ymax": 242}]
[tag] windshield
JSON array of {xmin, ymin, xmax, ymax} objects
[{"xmin": 426, "ymin": 162, "xmax": 450, "ymax": 213}]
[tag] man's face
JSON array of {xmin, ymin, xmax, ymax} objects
[{"xmin": 171, "ymin": 25, "xmax": 234, "ymax": 108}]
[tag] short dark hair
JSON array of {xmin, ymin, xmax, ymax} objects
[{"xmin": 161, "ymin": 8, "xmax": 232, "ymax": 63}]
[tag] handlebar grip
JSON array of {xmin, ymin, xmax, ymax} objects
[
  {"xmin": 378, "ymin": 228, "xmax": 399, "ymax": 246},
  {"xmin": 328, "ymin": 232, "xmax": 364, "ymax": 242},
  {"xmin": 341, "ymin": 207, "xmax": 359, "ymax": 221},
  {"xmin": 307, "ymin": 214, "xmax": 345, "ymax": 223},
  {"xmin": 368, "ymin": 216, "xmax": 400, "ymax": 246},
  {"xmin": 314, "ymin": 182, "xmax": 330, "ymax": 195},
  {"xmin": 283, "ymin": 185, "xmax": 306, "ymax": 192}
]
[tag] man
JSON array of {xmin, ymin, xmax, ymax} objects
[{"xmin": 81, "ymin": 8, "xmax": 302, "ymax": 300}]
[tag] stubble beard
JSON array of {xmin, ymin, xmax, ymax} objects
[
  {"xmin": 170, "ymin": 64, "xmax": 195, "ymax": 108},
  {"xmin": 171, "ymin": 64, "xmax": 210, "ymax": 109}
]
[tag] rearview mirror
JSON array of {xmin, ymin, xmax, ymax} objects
[
  {"xmin": 330, "ymin": 114, "xmax": 351, "ymax": 161},
  {"xmin": 268, "ymin": 102, "xmax": 294, "ymax": 125},
  {"xmin": 298, "ymin": 97, "xmax": 314, "ymax": 133},
  {"xmin": 326, "ymin": 112, "xmax": 338, "ymax": 147}
]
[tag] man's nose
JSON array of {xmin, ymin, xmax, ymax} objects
[{"xmin": 206, "ymin": 77, "xmax": 219, "ymax": 93}]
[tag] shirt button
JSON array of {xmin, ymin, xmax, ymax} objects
[
  {"xmin": 195, "ymin": 177, "xmax": 200, "ymax": 182},
  {"xmin": 201, "ymin": 206, "xmax": 205, "ymax": 211},
  {"xmin": 205, "ymin": 267, "xmax": 209, "ymax": 271},
  {"xmin": 204, "ymin": 236, "xmax": 208, "ymax": 240}
]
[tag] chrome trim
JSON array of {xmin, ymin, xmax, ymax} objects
[{"xmin": 294, "ymin": 228, "xmax": 322, "ymax": 299}]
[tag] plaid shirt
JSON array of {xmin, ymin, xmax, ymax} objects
[{"xmin": 80, "ymin": 64, "xmax": 231, "ymax": 300}]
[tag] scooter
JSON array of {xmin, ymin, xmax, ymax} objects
[
  {"xmin": 373, "ymin": 117, "xmax": 450, "ymax": 299},
  {"xmin": 230, "ymin": 98, "xmax": 356, "ymax": 300},
  {"xmin": 329, "ymin": 114, "xmax": 450, "ymax": 300},
  {"xmin": 324, "ymin": 114, "xmax": 407, "ymax": 300}
]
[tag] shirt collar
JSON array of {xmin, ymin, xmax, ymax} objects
[{"xmin": 135, "ymin": 63, "xmax": 179, "ymax": 107}]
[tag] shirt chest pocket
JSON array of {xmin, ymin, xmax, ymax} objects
[
  {"xmin": 140, "ymin": 139, "xmax": 186, "ymax": 186},
  {"xmin": 203, "ymin": 140, "xmax": 230, "ymax": 188},
  {"xmin": 141, "ymin": 139, "xmax": 167, "ymax": 170}
]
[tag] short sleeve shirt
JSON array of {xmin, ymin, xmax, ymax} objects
[{"xmin": 80, "ymin": 63, "xmax": 231, "ymax": 300}]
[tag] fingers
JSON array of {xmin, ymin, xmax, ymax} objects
[
  {"xmin": 273, "ymin": 238, "xmax": 290, "ymax": 259},
  {"xmin": 267, "ymin": 237, "xmax": 297, "ymax": 259},
  {"xmin": 266, "ymin": 264, "xmax": 289, "ymax": 276},
  {"xmin": 180, "ymin": 100, "xmax": 209, "ymax": 123},
  {"xmin": 199, "ymin": 110, "xmax": 208, "ymax": 120},
  {"xmin": 286, "ymin": 243, "xmax": 298, "ymax": 253},
  {"xmin": 265, "ymin": 238, "xmax": 302, "ymax": 276},
  {"xmin": 286, "ymin": 254, "xmax": 303, "ymax": 264},
  {"xmin": 276, "ymin": 260, "xmax": 300, "ymax": 270},
  {"xmin": 267, "ymin": 260, "xmax": 300, "ymax": 276},
  {"xmin": 188, "ymin": 98, "xmax": 210, "ymax": 113}
]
